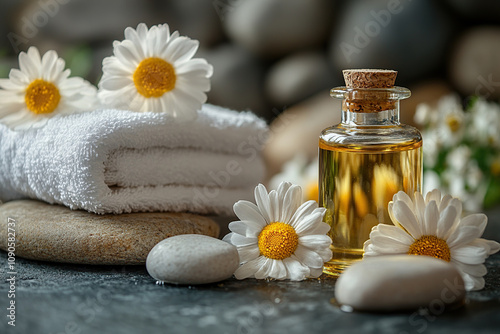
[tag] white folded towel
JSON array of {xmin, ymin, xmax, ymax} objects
[{"xmin": 0, "ymin": 104, "xmax": 267, "ymax": 215}]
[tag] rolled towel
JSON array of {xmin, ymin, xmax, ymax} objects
[{"xmin": 0, "ymin": 104, "xmax": 267, "ymax": 215}]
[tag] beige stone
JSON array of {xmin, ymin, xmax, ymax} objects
[
  {"xmin": 0, "ymin": 200, "xmax": 219, "ymax": 265},
  {"xmin": 263, "ymin": 92, "xmax": 341, "ymax": 179}
]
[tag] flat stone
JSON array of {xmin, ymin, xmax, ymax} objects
[
  {"xmin": 265, "ymin": 51, "xmax": 333, "ymax": 107},
  {"xmin": 329, "ymin": 0, "xmax": 454, "ymax": 83},
  {"xmin": 205, "ymin": 44, "xmax": 269, "ymax": 119},
  {"xmin": 0, "ymin": 200, "xmax": 219, "ymax": 265},
  {"xmin": 224, "ymin": 0, "xmax": 333, "ymax": 58},
  {"xmin": 263, "ymin": 92, "xmax": 341, "ymax": 177},
  {"xmin": 335, "ymin": 255, "xmax": 466, "ymax": 312},
  {"xmin": 449, "ymin": 27, "xmax": 500, "ymax": 99},
  {"xmin": 146, "ymin": 234, "xmax": 239, "ymax": 285}
]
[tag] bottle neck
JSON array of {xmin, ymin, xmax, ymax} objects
[
  {"xmin": 331, "ymin": 86, "xmax": 410, "ymax": 127},
  {"xmin": 341, "ymin": 102, "xmax": 400, "ymax": 127}
]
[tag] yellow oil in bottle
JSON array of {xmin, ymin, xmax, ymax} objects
[{"xmin": 319, "ymin": 139, "xmax": 422, "ymax": 276}]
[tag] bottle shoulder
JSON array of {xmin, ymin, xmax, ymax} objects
[{"xmin": 319, "ymin": 123, "xmax": 422, "ymax": 152}]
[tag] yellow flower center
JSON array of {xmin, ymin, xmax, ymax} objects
[
  {"xmin": 408, "ymin": 235, "xmax": 451, "ymax": 262},
  {"xmin": 258, "ymin": 222, "xmax": 299, "ymax": 260},
  {"xmin": 446, "ymin": 115, "xmax": 461, "ymax": 133},
  {"xmin": 491, "ymin": 158, "xmax": 500, "ymax": 177},
  {"xmin": 25, "ymin": 79, "xmax": 61, "ymax": 114},
  {"xmin": 133, "ymin": 57, "xmax": 176, "ymax": 98}
]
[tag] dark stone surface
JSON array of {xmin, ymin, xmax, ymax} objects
[
  {"xmin": 1, "ymin": 209, "xmax": 499, "ymax": 334},
  {"xmin": 0, "ymin": 251, "xmax": 499, "ymax": 334}
]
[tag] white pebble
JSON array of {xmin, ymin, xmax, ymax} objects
[
  {"xmin": 146, "ymin": 234, "xmax": 239, "ymax": 285},
  {"xmin": 335, "ymin": 255, "xmax": 466, "ymax": 312}
]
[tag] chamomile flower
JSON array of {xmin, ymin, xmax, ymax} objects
[
  {"xmin": 0, "ymin": 47, "xmax": 97, "ymax": 130},
  {"xmin": 363, "ymin": 189, "xmax": 500, "ymax": 291},
  {"xmin": 223, "ymin": 182, "xmax": 332, "ymax": 281},
  {"xmin": 98, "ymin": 23, "xmax": 213, "ymax": 121}
]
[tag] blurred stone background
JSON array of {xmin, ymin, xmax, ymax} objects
[{"xmin": 1, "ymin": 0, "xmax": 500, "ymax": 177}]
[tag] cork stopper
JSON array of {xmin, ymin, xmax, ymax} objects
[
  {"xmin": 343, "ymin": 69, "xmax": 397, "ymax": 88},
  {"xmin": 341, "ymin": 69, "xmax": 398, "ymax": 113}
]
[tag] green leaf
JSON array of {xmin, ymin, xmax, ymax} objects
[
  {"xmin": 63, "ymin": 46, "xmax": 93, "ymax": 79},
  {"xmin": 484, "ymin": 178, "xmax": 500, "ymax": 209}
]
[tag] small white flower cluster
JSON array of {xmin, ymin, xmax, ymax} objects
[{"xmin": 415, "ymin": 94, "xmax": 500, "ymax": 211}]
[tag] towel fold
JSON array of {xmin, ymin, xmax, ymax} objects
[
  {"xmin": 104, "ymin": 148, "xmax": 263, "ymax": 188},
  {"xmin": 0, "ymin": 104, "xmax": 267, "ymax": 215}
]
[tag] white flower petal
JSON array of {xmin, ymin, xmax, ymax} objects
[
  {"xmin": 254, "ymin": 257, "xmax": 273, "ymax": 279},
  {"xmin": 19, "ymin": 47, "xmax": 41, "ymax": 79},
  {"xmin": 414, "ymin": 191, "xmax": 426, "ymax": 228},
  {"xmin": 164, "ymin": 37, "xmax": 199, "ymax": 64},
  {"xmin": 233, "ymin": 200, "xmax": 267, "ymax": 229},
  {"xmin": 289, "ymin": 201, "xmax": 318, "ymax": 229},
  {"xmin": 447, "ymin": 226, "xmax": 483, "ymax": 249},
  {"xmin": 0, "ymin": 102, "xmax": 24, "ymax": 117},
  {"xmin": 234, "ymin": 256, "xmax": 265, "ymax": 280},
  {"xmin": 41, "ymin": 50, "xmax": 59, "ymax": 81},
  {"xmin": 423, "ymin": 200, "xmax": 439, "ymax": 237},
  {"xmin": 274, "ymin": 182, "xmax": 290, "ymax": 222},
  {"xmin": 168, "ymin": 89, "xmax": 202, "ymax": 121},
  {"xmin": 53, "ymin": 67, "xmax": 70, "ymax": 83},
  {"xmin": 456, "ymin": 214, "xmax": 487, "ymax": 236},
  {"xmin": 100, "ymin": 77, "xmax": 131, "ymax": 91},
  {"xmin": 236, "ymin": 244, "xmax": 260, "ymax": 264},
  {"xmin": 269, "ymin": 259, "xmax": 287, "ymax": 280},
  {"xmin": 375, "ymin": 223, "xmax": 414, "ymax": 245},
  {"xmin": 254, "ymin": 184, "xmax": 272, "ymax": 223},
  {"xmin": 124, "ymin": 26, "xmax": 146, "ymax": 59},
  {"xmin": 451, "ymin": 260, "xmax": 487, "ymax": 277},
  {"xmin": 393, "ymin": 200, "xmax": 422, "ymax": 239},
  {"xmin": 293, "ymin": 209, "xmax": 324, "ymax": 236},
  {"xmin": 438, "ymin": 194, "xmax": 453, "ymax": 212},
  {"xmin": 102, "ymin": 61, "xmax": 133, "ymax": 77},
  {"xmin": 370, "ymin": 231, "xmax": 413, "ymax": 253},
  {"xmin": 228, "ymin": 221, "xmax": 248, "ymax": 236},
  {"xmin": 294, "ymin": 245, "xmax": 324, "ymax": 268},
  {"xmin": 298, "ymin": 235, "xmax": 332, "ymax": 252},
  {"xmin": 222, "ymin": 232, "xmax": 233, "ymax": 244},
  {"xmin": 176, "ymin": 74, "xmax": 210, "ymax": 92},
  {"xmin": 115, "ymin": 41, "xmax": 142, "ymax": 67},
  {"xmin": 436, "ymin": 205, "xmax": 458, "ymax": 239},
  {"xmin": 447, "ymin": 198, "xmax": 463, "ymax": 223},
  {"xmin": 175, "ymin": 58, "xmax": 213, "ymax": 76},
  {"xmin": 230, "ymin": 233, "xmax": 257, "ymax": 247},
  {"xmin": 483, "ymin": 239, "xmax": 500, "ymax": 255},
  {"xmin": 229, "ymin": 219, "xmax": 262, "ymax": 238},
  {"xmin": 308, "ymin": 221, "xmax": 331, "ymax": 235},
  {"xmin": 308, "ymin": 267, "xmax": 324, "ymax": 278},
  {"xmin": 316, "ymin": 247, "xmax": 333, "ymax": 262},
  {"xmin": 283, "ymin": 255, "xmax": 309, "ymax": 281},
  {"xmin": 280, "ymin": 183, "xmax": 302, "ymax": 223},
  {"xmin": 451, "ymin": 241, "xmax": 488, "ymax": 265},
  {"xmin": 8, "ymin": 68, "xmax": 30, "ymax": 85},
  {"xmin": 461, "ymin": 272, "xmax": 485, "ymax": 291},
  {"xmin": 425, "ymin": 189, "xmax": 442, "ymax": 206},
  {"xmin": 394, "ymin": 191, "xmax": 415, "ymax": 211},
  {"xmin": 363, "ymin": 240, "xmax": 383, "ymax": 256},
  {"xmin": 268, "ymin": 189, "xmax": 279, "ymax": 223}
]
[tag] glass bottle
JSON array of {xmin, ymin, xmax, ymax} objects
[{"xmin": 319, "ymin": 69, "xmax": 422, "ymax": 276}]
